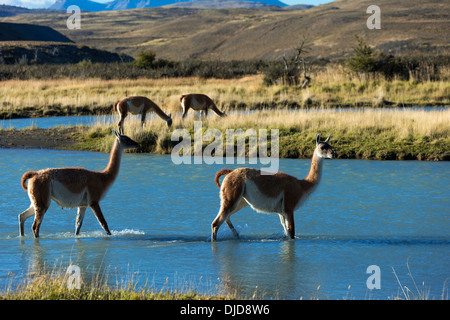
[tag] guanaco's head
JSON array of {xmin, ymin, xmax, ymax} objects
[
  {"xmin": 112, "ymin": 129, "xmax": 139, "ymax": 149},
  {"xmin": 166, "ymin": 114, "xmax": 172, "ymax": 127},
  {"xmin": 315, "ymin": 134, "xmax": 335, "ymax": 159}
]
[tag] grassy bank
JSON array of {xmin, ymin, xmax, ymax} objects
[
  {"xmin": 69, "ymin": 108, "xmax": 449, "ymax": 161},
  {"xmin": 1, "ymin": 264, "xmax": 236, "ymax": 300},
  {"xmin": 1, "ymin": 261, "xmax": 444, "ymax": 300},
  {"xmin": 0, "ymin": 68, "xmax": 449, "ymax": 119},
  {"xmin": 0, "ymin": 73, "xmax": 448, "ymax": 160}
]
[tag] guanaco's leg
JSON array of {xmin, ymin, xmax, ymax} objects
[
  {"xmin": 117, "ymin": 116, "xmax": 125, "ymax": 135},
  {"xmin": 117, "ymin": 109, "xmax": 127, "ymax": 135},
  {"xmin": 140, "ymin": 111, "xmax": 147, "ymax": 128},
  {"xmin": 26, "ymin": 178, "xmax": 51, "ymax": 238},
  {"xmin": 75, "ymin": 206, "xmax": 87, "ymax": 235},
  {"xmin": 32, "ymin": 206, "xmax": 49, "ymax": 238},
  {"xmin": 278, "ymin": 214, "xmax": 288, "ymax": 237},
  {"xmin": 181, "ymin": 101, "xmax": 189, "ymax": 118},
  {"xmin": 90, "ymin": 202, "xmax": 111, "ymax": 235},
  {"xmin": 211, "ymin": 181, "xmax": 247, "ymax": 241},
  {"xmin": 211, "ymin": 207, "xmax": 233, "ymax": 242},
  {"xmin": 18, "ymin": 205, "xmax": 35, "ymax": 237},
  {"xmin": 225, "ymin": 199, "xmax": 248, "ymax": 238},
  {"xmin": 285, "ymin": 211, "xmax": 295, "ymax": 240}
]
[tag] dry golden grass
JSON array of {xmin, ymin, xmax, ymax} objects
[
  {"xmin": 77, "ymin": 106, "xmax": 449, "ymax": 161},
  {"xmin": 1, "ymin": 71, "xmax": 448, "ymax": 160},
  {"xmin": 0, "ymin": 67, "xmax": 448, "ymax": 117}
]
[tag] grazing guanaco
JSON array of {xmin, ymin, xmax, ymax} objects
[
  {"xmin": 180, "ymin": 93, "xmax": 226, "ymax": 118},
  {"xmin": 114, "ymin": 96, "xmax": 172, "ymax": 134},
  {"xmin": 18, "ymin": 130, "xmax": 139, "ymax": 238},
  {"xmin": 211, "ymin": 134, "xmax": 334, "ymax": 241}
]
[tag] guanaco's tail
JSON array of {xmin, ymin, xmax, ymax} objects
[
  {"xmin": 113, "ymin": 100, "xmax": 121, "ymax": 112},
  {"xmin": 180, "ymin": 94, "xmax": 187, "ymax": 103},
  {"xmin": 214, "ymin": 169, "xmax": 233, "ymax": 188},
  {"xmin": 21, "ymin": 171, "xmax": 38, "ymax": 191}
]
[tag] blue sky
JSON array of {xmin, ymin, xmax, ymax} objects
[{"xmin": 1, "ymin": 0, "xmax": 335, "ymax": 9}]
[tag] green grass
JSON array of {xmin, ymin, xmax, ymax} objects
[
  {"xmin": 2, "ymin": 261, "xmax": 446, "ymax": 300},
  {"xmin": 1, "ymin": 265, "xmax": 237, "ymax": 300},
  {"xmin": 71, "ymin": 108, "xmax": 450, "ymax": 161}
]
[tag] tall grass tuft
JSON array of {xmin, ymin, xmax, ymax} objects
[
  {"xmin": 73, "ymin": 108, "xmax": 449, "ymax": 161},
  {"xmin": 1, "ymin": 262, "xmax": 238, "ymax": 300},
  {"xmin": 1, "ymin": 70, "xmax": 449, "ymax": 120}
]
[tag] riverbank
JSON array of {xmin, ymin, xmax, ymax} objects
[
  {"xmin": 0, "ymin": 72, "xmax": 449, "ymax": 120},
  {"xmin": 0, "ymin": 266, "xmax": 236, "ymax": 300},
  {"xmin": 0, "ymin": 127, "xmax": 78, "ymax": 149},
  {"xmin": 0, "ymin": 261, "xmax": 443, "ymax": 300},
  {"xmin": 1, "ymin": 108, "xmax": 448, "ymax": 161}
]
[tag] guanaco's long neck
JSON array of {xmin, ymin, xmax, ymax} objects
[
  {"xmin": 148, "ymin": 101, "xmax": 170, "ymax": 121},
  {"xmin": 304, "ymin": 150, "xmax": 323, "ymax": 187},
  {"xmin": 102, "ymin": 139, "xmax": 123, "ymax": 185}
]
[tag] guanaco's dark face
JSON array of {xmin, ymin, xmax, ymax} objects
[
  {"xmin": 315, "ymin": 134, "xmax": 335, "ymax": 159},
  {"xmin": 112, "ymin": 129, "xmax": 139, "ymax": 149},
  {"xmin": 166, "ymin": 114, "xmax": 173, "ymax": 127},
  {"xmin": 317, "ymin": 142, "xmax": 335, "ymax": 159}
]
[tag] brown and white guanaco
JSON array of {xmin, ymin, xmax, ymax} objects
[
  {"xmin": 18, "ymin": 130, "xmax": 139, "ymax": 238},
  {"xmin": 114, "ymin": 96, "xmax": 172, "ymax": 134},
  {"xmin": 211, "ymin": 134, "xmax": 334, "ymax": 241},
  {"xmin": 180, "ymin": 93, "xmax": 226, "ymax": 119}
]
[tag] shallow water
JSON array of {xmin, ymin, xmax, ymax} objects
[
  {"xmin": 0, "ymin": 148, "xmax": 448, "ymax": 299},
  {"xmin": 0, "ymin": 115, "xmax": 117, "ymax": 130},
  {"xmin": 1, "ymin": 107, "xmax": 447, "ymax": 130}
]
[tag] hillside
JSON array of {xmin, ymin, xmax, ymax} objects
[
  {"xmin": 0, "ymin": 22, "xmax": 72, "ymax": 42},
  {"xmin": 49, "ymin": 0, "xmax": 287, "ymax": 11},
  {"xmin": 164, "ymin": 0, "xmax": 290, "ymax": 9},
  {"xmin": 0, "ymin": 21, "xmax": 133, "ymax": 64},
  {"xmin": 0, "ymin": 41, "xmax": 133, "ymax": 64},
  {"xmin": 2, "ymin": 0, "xmax": 449, "ymax": 61}
]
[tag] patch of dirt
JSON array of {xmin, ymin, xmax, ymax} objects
[{"xmin": 0, "ymin": 127, "xmax": 79, "ymax": 150}]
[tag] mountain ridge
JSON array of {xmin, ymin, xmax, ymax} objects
[
  {"xmin": 2, "ymin": 0, "xmax": 448, "ymax": 61},
  {"xmin": 49, "ymin": 0, "xmax": 288, "ymax": 11},
  {"xmin": 0, "ymin": 22, "xmax": 72, "ymax": 42}
]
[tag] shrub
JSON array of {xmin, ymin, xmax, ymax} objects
[
  {"xmin": 347, "ymin": 36, "xmax": 379, "ymax": 75},
  {"xmin": 133, "ymin": 51, "xmax": 157, "ymax": 69},
  {"xmin": 346, "ymin": 36, "xmax": 449, "ymax": 81}
]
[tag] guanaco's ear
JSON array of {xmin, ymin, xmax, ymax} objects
[
  {"xmin": 325, "ymin": 135, "xmax": 331, "ymax": 143},
  {"xmin": 112, "ymin": 129, "xmax": 120, "ymax": 139},
  {"xmin": 316, "ymin": 134, "xmax": 321, "ymax": 145},
  {"xmin": 169, "ymin": 113, "xmax": 172, "ymax": 118}
]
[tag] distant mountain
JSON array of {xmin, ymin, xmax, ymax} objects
[
  {"xmin": 164, "ymin": 0, "xmax": 288, "ymax": 9},
  {"xmin": 49, "ymin": 0, "xmax": 109, "ymax": 11},
  {"xmin": 285, "ymin": 4, "xmax": 314, "ymax": 10},
  {"xmin": 106, "ymin": 0, "xmax": 153, "ymax": 10},
  {"xmin": 0, "ymin": 4, "xmax": 63, "ymax": 17},
  {"xmin": 5, "ymin": 0, "xmax": 445, "ymax": 61},
  {"xmin": 49, "ymin": 0, "xmax": 288, "ymax": 11}
]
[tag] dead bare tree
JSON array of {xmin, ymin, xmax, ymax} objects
[
  {"xmin": 301, "ymin": 58, "xmax": 311, "ymax": 88},
  {"xmin": 264, "ymin": 36, "xmax": 311, "ymax": 87}
]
